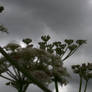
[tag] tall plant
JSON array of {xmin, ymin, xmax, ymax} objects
[
  {"xmin": 72, "ymin": 63, "xmax": 92, "ymax": 92},
  {"xmin": 0, "ymin": 38, "xmax": 68, "ymax": 92},
  {"xmin": 0, "ymin": 5, "xmax": 52, "ymax": 92},
  {"xmin": 0, "ymin": 43, "xmax": 30, "ymax": 92},
  {"xmin": 38, "ymin": 35, "xmax": 86, "ymax": 92}
]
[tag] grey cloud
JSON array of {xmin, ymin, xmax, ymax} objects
[
  {"xmin": 0, "ymin": 0, "xmax": 82, "ymax": 33},
  {"xmin": 0, "ymin": 0, "xmax": 91, "ymax": 38}
]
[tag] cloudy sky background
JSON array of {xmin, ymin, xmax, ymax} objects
[{"xmin": 0, "ymin": 0, "xmax": 92, "ymax": 92}]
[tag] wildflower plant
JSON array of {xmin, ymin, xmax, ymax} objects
[
  {"xmin": 72, "ymin": 63, "xmax": 92, "ymax": 92},
  {"xmin": 0, "ymin": 6, "xmax": 51, "ymax": 92},
  {"xmin": 0, "ymin": 38, "xmax": 68, "ymax": 92},
  {"xmin": 0, "ymin": 35, "xmax": 86, "ymax": 92},
  {"xmin": 0, "ymin": 43, "xmax": 30, "ymax": 92},
  {"xmin": 0, "ymin": 4, "xmax": 87, "ymax": 92},
  {"xmin": 38, "ymin": 35, "xmax": 86, "ymax": 92}
]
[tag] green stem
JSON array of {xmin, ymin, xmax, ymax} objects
[
  {"xmin": 18, "ymin": 82, "xmax": 23, "ymax": 92},
  {"xmin": 84, "ymin": 80, "xmax": 88, "ymax": 92},
  {"xmin": 54, "ymin": 77, "xmax": 59, "ymax": 92},
  {"xmin": 18, "ymin": 89, "xmax": 22, "ymax": 92},
  {"xmin": 23, "ymin": 84, "xmax": 29, "ymax": 92},
  {"xmin": 79, "ymin": 77, "xmax": 82, "ymax": 92},
  {"xmin": 17, "ymin": 83, "xmax": 29, "ymax": 92}
]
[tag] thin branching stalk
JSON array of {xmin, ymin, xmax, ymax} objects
[
  {"xmin": 79, "ymin": 76, "xmax": 82, "ymax": 92},
  {"xmin": 54, "ymin": 77, "xmax": 59, "ymax": 92},
  {"xmin": 0, "ymin": 74, "xmax": 14, "ymax": 81},
  {"xmin": 84, "ymin": 80, "xmax": 88, "ymax": 92},
  {"xmin": 23, "ymin": 84, "xmax": 29, "ymax": 92}
]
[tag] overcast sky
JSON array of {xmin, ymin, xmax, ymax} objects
[{"xmin": 0, "ymin": 0, "xmax": 92, "ymax": 92}]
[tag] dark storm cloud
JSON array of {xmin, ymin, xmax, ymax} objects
[
  {"xmin": 8, "ymin": 0, "xmax": 86, "ymax": 35},
  {"xmin": 0, "ymin": 0, "xmax": 82, "ymax": 35},
  {"xmin": 0, "ymin": 0, "xmax": 91, "ymax": 38},
  {"xmin": 0, "ymin": 0, "xmax": 91, "ymax": 40}
]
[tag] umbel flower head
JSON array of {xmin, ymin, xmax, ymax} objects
[
  {"xmin": 8, "ymin": 47, "xmax": 69, "ymax": 86},
  {"xmin": 4, "ymin": 43, "xmax": 20, "ymax": 52},
  {"xmin": 22, "ymin": 38, "xmax": 32, "ymax": 45},
  {"xmin": 0, "ymin": 25, "xmax": 8, "ymax": 33},
  {"xmin": 72, "ymin": 63, "xmax": 92, "ymax": 80},
  {"xmin": 0, "ymin": 6, "xmax": 4, "ymax": 13}
]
